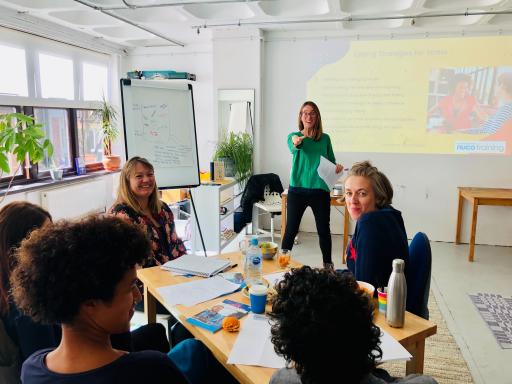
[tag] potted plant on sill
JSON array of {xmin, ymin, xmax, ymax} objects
[
  {"xmin": 0, "ymin": 112, "xmax": 53, "ymax": 197},
  {"xmin": 94, "ymin": 96, "xmax": 121, "ymax": 172},
  {"xmin": 214, "ymin": 132, "xmax": 253, "ymax": 189}
]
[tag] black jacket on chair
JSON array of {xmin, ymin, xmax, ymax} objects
[{"xmin": 239, "ymin": 173, "xmax": 284, "ymax": 227}]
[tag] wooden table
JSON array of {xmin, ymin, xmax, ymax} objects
[
  {"xmin": 138, "ymin": 253, "xmax": 437, "ymax": 384},
  {"xmin": 280, "ymin": 190, "xmax": 350, "ymax": 264},
  {"xmin": 455, "ymin": 187, "xmax": 512, "ymax": 262}
]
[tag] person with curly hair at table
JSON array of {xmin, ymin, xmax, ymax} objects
[{"xmin": 268, "ymin": 266, "xmax": 437, "ymax": 384}]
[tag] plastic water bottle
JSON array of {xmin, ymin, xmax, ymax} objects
[
  {"xmin": 245, "ymin": 237, "xmax": 262, "ymax": 286},
  {"xmin": 386, "ymin": 259, "xmax": 407, "ymax": 328}
]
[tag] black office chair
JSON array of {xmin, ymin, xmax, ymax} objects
[
  {"xmin": 238, "ymin": 173, "xmax": 284, "ymax": 240},
  {"xmin": 406, "ymin": 232, "xmax": 432, "ymax": 320}
]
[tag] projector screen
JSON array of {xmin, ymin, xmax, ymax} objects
[{"xmin": 308, "ymin": 36, "xmax": 512, "ymax": 155}]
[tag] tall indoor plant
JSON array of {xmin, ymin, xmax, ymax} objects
[
  {"xmin": 214, "ymin": 132, "xmax": 253, "ymax": 189},
  {"xmin": 95, "ymin": 96, "xmax": 121, "ymax": 171},
  {"xmin": 0, "ymin": 112, "xmax": 53, "ymax": 197}
]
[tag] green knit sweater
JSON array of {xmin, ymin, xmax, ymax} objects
[{"xmin": 287, "ymin": 131, "xmax": 336, "ymax": 192}]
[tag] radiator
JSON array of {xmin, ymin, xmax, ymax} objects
[{"xmin": 41, "ymin": 179, "xmax": 107, "ymax": 220}]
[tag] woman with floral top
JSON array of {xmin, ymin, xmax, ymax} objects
[{"xmin": 109, "ymin": 156, "xmax": 187, "ymax": 267}]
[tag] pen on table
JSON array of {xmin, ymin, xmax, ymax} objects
[{"xmin": 224, "ymin": 263, "xmax": 238, "ymax": 271}]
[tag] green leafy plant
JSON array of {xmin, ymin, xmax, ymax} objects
[
  {"xmin": 94, "ymin": 96, "xmax": 119, "ymax": 156},
  {"xmin": 0, "ymin": 112, "xmax": 53, "ymax": 175},
  {"xmin": 214, "ymin": 132, "xmax": 253, "ymax": 187}
]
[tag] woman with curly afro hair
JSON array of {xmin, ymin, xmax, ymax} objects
[
  {"xmin": 268, "ymin": 266, "xmax": 437, "ymax": 384},
  {"xmin": 10, "ymin": 215, "xmax": 237, "ymax": 384}
]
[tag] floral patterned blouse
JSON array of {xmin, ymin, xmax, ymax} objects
[{"xmin": 109, "ymin": 202, "xmax": 187, "ymax": 267}]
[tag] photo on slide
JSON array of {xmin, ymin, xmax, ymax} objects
[{"xmin": 427, "ymin": 66, "xmax": 512, "ymax": 137}]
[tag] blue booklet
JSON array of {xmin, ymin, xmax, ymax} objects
[{"xmin": 187, "ymin": 299, "xmax": 251, "ymax": 333}]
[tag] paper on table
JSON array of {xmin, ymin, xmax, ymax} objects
[
  {"xmin": 377, "ymin": 329, "xmax": 412, "ymax": 362},
  {"xmin": 227, "ymin": 315, "xmax": 410, "ymax": 368},
  {"xmin": 264, "ymin": 271, "xmax": 286, "ymax": 287},
  {"xmin": 317, "ymin": 156, "xmax": 340, "ymax": 190},
  {"xmin": 227, "ymin": 314, "xmax": 286, "ymax": 368},
  {"xmin": 156, "ymin": 275, "xmax": 241, "ymax": 307}
]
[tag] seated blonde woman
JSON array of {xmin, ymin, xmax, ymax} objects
[{"xmin": 110, "ymin": 156, "xmax": 186, "ymax": 267}]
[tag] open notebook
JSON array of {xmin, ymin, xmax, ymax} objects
[{"xmin": 161, "ymin": 255, "xmax": 231, "ymax": 277}]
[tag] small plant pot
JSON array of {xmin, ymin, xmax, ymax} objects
[
  {"xmin": 49, "ymin": 168, "xmax": 63, "ymax": 181},
  {"xmin": 102, "ymin": 155, "xmax": 121, "ymax": 172}
]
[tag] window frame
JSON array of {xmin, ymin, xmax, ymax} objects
[{"xmin": 0, "ymin": 104, "xmax": 106, "ymax": 188}]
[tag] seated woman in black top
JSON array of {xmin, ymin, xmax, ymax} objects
[
  {"xmin": 344, "ymin": 161, "xmax": 409, "ymax": 291},
  {"xmin": 11, "ymin": 216, "xmax": 188, "ymax": 384}
]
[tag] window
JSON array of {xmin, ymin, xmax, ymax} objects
[
  {"xmin": 0, "ymin": 29, "xmax": 116, "ymax": 186},
  {"xmin": 83, "ymin": 63, "xmax": 108, "ymax": 101},
  {"xmin": 39, "ymin": 53, "xmax": 74, "ymax": 99},
  {"xmin": 0, "ymin": 45, "xmax": 28, "ymax": 97},
  {"xmin": 76, "ymin": 109, "xmax": 103, "ymax": 165},
  {"xmin": 0, "ymin": 106, "xmax": 23, "ymax": 178},
  {"xmin": 33, "ymin": 108, "xmax": 72, "ymax": 170}
]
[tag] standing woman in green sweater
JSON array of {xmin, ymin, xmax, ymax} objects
[{"xmin": 282, "ymin": 101, "xmax": 343, "ymax": 269}]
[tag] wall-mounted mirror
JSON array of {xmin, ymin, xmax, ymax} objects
[{"xmin": 218, "ymin": 89, "xmax": 255, "ymax": 139}]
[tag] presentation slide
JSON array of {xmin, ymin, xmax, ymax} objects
[{"xmin": 308, "ymin": 36, "xmax": 512, "ymax": 155}]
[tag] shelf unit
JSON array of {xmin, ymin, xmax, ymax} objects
[{"xmin": 190, "ymin": 178, "xmax": 248, "ymax": 255}]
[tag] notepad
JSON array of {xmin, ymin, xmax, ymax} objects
[{"xmin": 161, "ymin": 255, "xmax": 231, "ymax": 277}]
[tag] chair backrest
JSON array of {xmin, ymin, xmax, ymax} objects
[
  {"xmin": 406, "ymin": 232, "xmax": 432, "ymax": 319},
  {"xmin": 239, "ymin": 174, "xmax": 284, "ymax": 224}
]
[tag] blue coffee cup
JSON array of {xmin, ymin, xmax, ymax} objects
[{"xmin": 249, "ymin": 284, "xmax": 268, "ymax": 314}]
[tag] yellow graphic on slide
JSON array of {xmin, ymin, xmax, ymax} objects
[{"xmin": 308, "ymin": 36, "xmax": 512, "ymax": 155}]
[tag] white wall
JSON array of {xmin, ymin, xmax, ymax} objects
[
  {"xmin": 120, "ymin": 32, "xmax": 512, "ymax": 247},
  {"xmin": 212, "ymin": 29, "xmax": 262, "ymax": 172},
  {"xmin": 0, "ymin": 173, "xmax": 119, "ymax": 220},
  {"xmin": 262, "ymin": 34, "xmax": 512, "ymax": 246},
  {"xmin": 122, "ymin": 43, "xmax": 214, "ymax": 171}
]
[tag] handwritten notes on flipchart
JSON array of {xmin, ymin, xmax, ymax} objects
[{"xmin": 132, "ymin": 101, "xmax": 194, "ymax": 167}]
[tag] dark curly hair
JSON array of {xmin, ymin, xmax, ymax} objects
[
  {"xmin": 10, "ymin": 215, "xmax": 150, "ymax": 324},
  {"xmin": 268, "ymin": 266, "xmax": 382, "ymax": 384},
  {"xmin": 0, "ymin": 201, "xmax": 52, "ymax": 315}
]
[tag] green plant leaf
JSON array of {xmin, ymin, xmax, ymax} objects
[{"xmin": 0, "ymin": 153, "xmax": 9, "ymax": 173}]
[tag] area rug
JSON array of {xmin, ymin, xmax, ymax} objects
[
  {"xmin": 380, "ymin": 292, "xmax": 474, "ymax": 384},
  {"xmin": 468, "ymin": 293, "xmax": 512, "ymax": 349}
]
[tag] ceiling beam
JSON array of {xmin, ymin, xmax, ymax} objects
[
  {"xmin": 73, "ymin": 0, "xmax": 185, "ymax": 47},
  {"xmin": 191, "ymin": 8, "xmax": 512, "ymax": 30},
  {"xmin": 101, "ymin": 0, "xmax": 266, "ymax": 11}
]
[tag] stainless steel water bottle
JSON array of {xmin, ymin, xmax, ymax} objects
[{"xmin": 386, "ymin": 259, "xmax": 407, "ymax": 328}]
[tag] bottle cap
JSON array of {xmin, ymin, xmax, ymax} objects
[
  {"xmin": 392, "ymin": 259, "xmax": 405, "ymax": 272},
  {"xmin": 251, "ymin": 237, "xmax": 258, "ymax": 246}
]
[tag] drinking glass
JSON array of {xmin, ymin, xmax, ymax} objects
[{"xmin": 278, "ymin": 249, "xmax": 291, "ymax": 270}]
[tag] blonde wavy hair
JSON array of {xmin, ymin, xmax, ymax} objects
[
  {"xmin": 116, "ymin": 156, "xmax": 161, "ymax": 215},
  {"xmin": 298, "ymin": 101, "xmax": 323, "ymax": 141}
]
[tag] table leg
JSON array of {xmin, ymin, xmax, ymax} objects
[
  {"xmin": 455, "ymin": 190, "xmax": 463, "ymax": 244},
  {"xmin": 281, "ymin": 194, "xmax": 287, "ymax": 241},
  {"xmin": 405, "ymin": 339, "xmax": 425, "ymax": 375},
  {"xmin": 144, "ymin": 285, "xmax": 157, "ymax": 324},
  {"xmin": 469, "ymin": 199, "xmax": 479, "ymax": 262},
  {"xmin": 343, "ymin": 205, "xmax": 349, "ymax": 264}
]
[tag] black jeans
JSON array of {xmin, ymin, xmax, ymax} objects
[{"xmin": 281, "ymin": 188, "xmax": 332, "ymax": 264}]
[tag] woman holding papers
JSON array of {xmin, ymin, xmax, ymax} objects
[
  {"xmin": 269, "ymin": 266, "xmax": 437, "ymax": 384},
  {"xmin": 110, "ymin": 156, "xmax": 186, "ymax": 267},
  {"xmin": 282, "ymin": 101, "xmax": 343, "ymax": 269},
  {"xmin": 344, "ymin": 161, "xmax": 409, "ymax": 292}
]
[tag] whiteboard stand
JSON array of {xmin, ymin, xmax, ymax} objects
[{"xmin": 189, "ymin": 188, "xmax": 208, "ymax": 258}]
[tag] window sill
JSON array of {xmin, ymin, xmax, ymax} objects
[{"xmin": 0, "ymin": 169, "xmax": 121, "ymax": 197}]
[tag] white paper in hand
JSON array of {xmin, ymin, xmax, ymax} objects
[{"xmin": 317, "ymin": 156, "xmax": 340, "ymax": 190}]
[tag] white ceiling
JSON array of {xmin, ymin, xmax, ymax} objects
[{"xmin": 0, "ymin": 0, "xmax": 511, "ymax": 49}]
